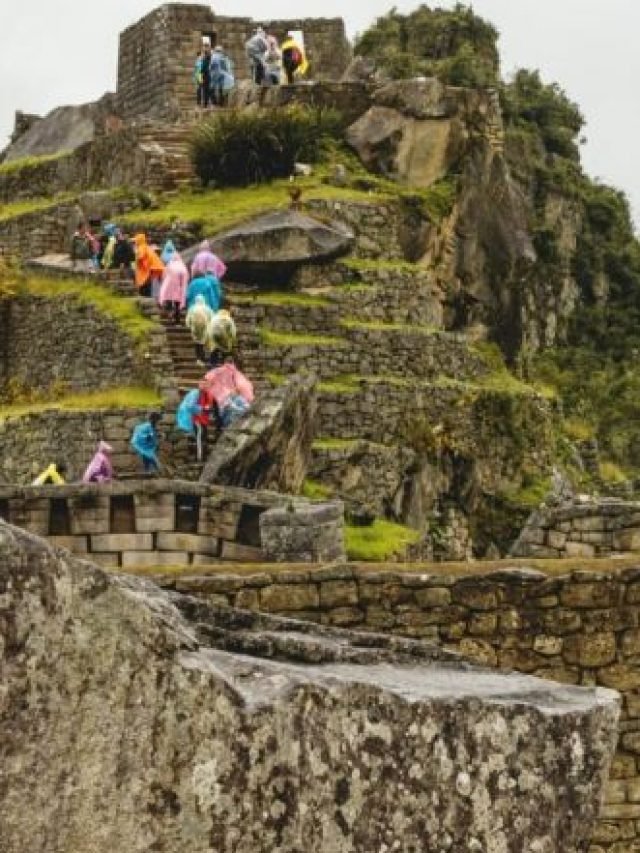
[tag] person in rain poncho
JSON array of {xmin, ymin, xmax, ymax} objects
[
  {"xmin": 186, "ymin": 293, "xmax": 215, "ymax": 365},
  {"xmin": 191, "ymin": 240, "xmax": 227, "ymax": 280},
  {"xmin": 32, "ymin": 462, "xmax": 67, "ymax": 486},
  {"xmin": 161, "ymin": 239, "xmax": 176, "ymax": 266},
  {"xmin": 245, "ymin": 27, "xmax": 268, "ymax": 85},
  {"xmin": 100, "ymin": 223, "xmax": 118, "ymax": 269},
  {"xmin": 193, "ymin": 380, "xmax": 216, "ymax": 461},
  {"xmin": 210, "ymin": 45, "xmax": 235, "ymax": 106},
  {"xmin": 159, "ymin": 250, "xmax": 189, "ymax": 322},
  {"xmin": 176, "ymin": 388, "xmax": 202, "ymax": 436},
  {"xmin": 82, "ymin": 441, "xmax": 114, "ymax": 483},
  {"xmin": 204, "ymin": 360, "xmax": 254, "ymax": 428},
  {"xmin": 186, "ymin": 269, "xmax": 222, "ymax": 313},
  {"xmin": 207, "ymin": 308, "xmax": 237, "ymax": 367},
  {"xmin": 281, "ymin": 32, "xmax": 308, "ymax": 85},
  {"xmin": 134, "ymin": 233, "xmax": 165, "ymax": 298},
  {"xmin": 130, "ymin": 412, "xmax": 162, "ymax": 475},
  {"xmin": 264, "ymin": 34, "xmax": 281, "ymax": 85},
  {"xmin": 194, "ymin": 38, "xmax": 214, "ymax": 107}
]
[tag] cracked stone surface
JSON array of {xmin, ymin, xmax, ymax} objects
[{"xmin": 0, "ymin": 520, "xmax": 619, "ymax": 853}]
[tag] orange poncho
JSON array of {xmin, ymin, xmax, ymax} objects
[{"xmin": 134, "ymin": 233, "xmax": 165, "ymax": 288}]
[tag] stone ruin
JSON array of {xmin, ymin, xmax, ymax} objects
[{"xmin": 0, "ymin": 520, "xmax": 619, "ymax": 852}]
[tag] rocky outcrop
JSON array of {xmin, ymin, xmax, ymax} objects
[
  {"xmin": 200, "ymin": 374, "xmax": 317, "ymax": 493},
  {"xmin": 185, "ymin": 211, "xmax": 354, "ymax": 285},
  {"xmin": 1, "ymin": 94, "xmax": 120, "ymax": 162},
  {"xmin": 0, "ymin": 520, "xmax": 620, "ymax": 852}
]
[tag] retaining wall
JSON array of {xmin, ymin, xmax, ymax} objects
[{"xmin": 157, "ymin": 560, "xmax": 640, "ymax": 852}]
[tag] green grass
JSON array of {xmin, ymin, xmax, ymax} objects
[
  {"xmin": 233, "ymin": 291, "xmax": 330, "ymax": 308},
  {"xmin": 502, "ymin": 476, "xmax": 552, "ymax": 509},
  {"xmin": 120, "ymin": 177, "xmax": 385, "ymax": 234},
  {"xmin": 301, "ymin": 479, "xmax": 334, "ymax": 499},
  {"xmin": 259, "ymin": 328, "xmax": 344, "ymax": 347},
  {"xmin": 345, "ymin": 520, "xmax": 421, "ymax": 561},
  {"xmin": 563, "ymin": 417, "xmax": 596, "ymax": 442},
  {"xmin": 341, "ymin": 257, "xmax": 421, "ymax": 274},
  {"xmin": 0, "ymin": 192, "xmax": 75, "ymax": 223},
  {"xmin": 21, "ymin": 276, "xmax": 156, "ymax": 341},
  {"xmin": 0, "ymin": 386, "xmax": 163, "ymax": 422},
  {"xmin": 312, "ymin": 437, "xmax": 359, "ymax": 451},
  {"xmin": 599, "ymin": 460, "xmax": 628, "ymax": 484},
  {"xmin": 0, "ymin": 151, "xmax": 70, "ymax": 176},
  {"xmin": 341, "ymin": 318, "xmax": 439, "ymax": 334},
  {"xmin": 318, "ymin": 376, "xmax": 361, "ymax": 394}
]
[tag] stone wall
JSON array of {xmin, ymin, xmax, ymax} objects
[
  {"xmin": 159, "ymin": 560, "xmax": 640, "ymax": 851},
  {"xmin": 512, "ymin": 497, "xmax": 640, "ymax": 559},
  {"xmin": 117, "ymin": 4, "xmax": 351, "ymax": 121},
  {"xmin": 0, "ymin": 481, "xmax": 343, "ymax": 567}
]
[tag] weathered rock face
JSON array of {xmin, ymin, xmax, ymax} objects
[
  {"xmin": 184, "ymin": 211, "xmax": 354, "ymax": 285},
  {"xmin": 200, "ymin": 374, "xmax": 317, "ymax": 493},
  {"xmin": 1, "ymin": 94, "xmax": 119, "ymax": 162},
  {"xmin": 0, "ymin": 521, "xmax": 619, "ymax": 853}
]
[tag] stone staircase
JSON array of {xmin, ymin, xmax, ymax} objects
[{"xmin": 135, "ymin": 121, "xmax": 198, "ymax": 193}]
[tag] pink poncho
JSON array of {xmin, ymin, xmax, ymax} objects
[
  {"xmin": 204, "ymin": 363, "xmax": 254, "ymax": 408},
  {"xmin": 159, "ymin": 255, "xmax": 189, "ymax": 307},
  {"xmin": 191, "ymin": 240, "xmax": 227, "ymax": 280},
  {"xmin": 82, "ymin": 441, "xmax": 114, "ymax": 483}
]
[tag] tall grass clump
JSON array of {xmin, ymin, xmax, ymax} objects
[{"xmin": 191, "ymin": 106, "xmax": 343, "ymax": 187}]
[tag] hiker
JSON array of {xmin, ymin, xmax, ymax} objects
[
  {"xmin": 264, "ymin": 34, "xmax": 282, "ymax": 86},
  {"xmin": 112, "ymin": 229, "xmax": 135, "ymax": 276},
  {"xmin": 100, "ymin": 223, "xmax": 118, "ymax": 269},
  {"xmin": 204, "ymin": 359, "xmax": 254, "ymax": 428},
  {"xmin": 210, "ymin": 44, "xmax": 235, "ymax": 106},
  {"xmin": 32, "ymin": 461, "xmax": 67, "ymax": 486},
  {"xmin": 130, "ymin": 412, "xmax": 162, "ymax": 475},
  {"xmin": 134, "ymin": 233, "xmax": 164, "ymax": 298},
  {"xmin": 191, "ymin": 240, "xmax": 227, "ymax": 280},
  {"xmin": 245, "ymin": 27, "xmax": 268, "ymax": 85},
  {"xmin": 82, "ymin": 441, "xmax": 114, "ymax": 484},
  {"xmin": 185, "ymin": 293, "xmax": 215, "ymax": 366},
  {"xmin": 176, "ymin": 388, "xmax": 202, "ymax": 436},
  {"xmin": 161, "ymin": 239, "xmax": 176, "ymax": 265},
  {"xmin": 193, "ymin": 379, "xmax": 216, "ymax": 461},
  {"xmin": 186, "ymin": 269, "xmax": 222, "ymax": 313},
  {"xmin": 70, "ymin": 222, "xmax": 95, "ymax": 272},
  {"xmin": 281, "ymin": 32, "xmax": 307, "ymax": 85},
  {"xmin": 194, "ymin": 37, "xmax": 214, "ymax": 107},
  {"xmin": 207, "ymin": 307, "xmax": 237, "ymax": 367},
  {"xmin": 159, "ymin": 250, "xmax": 189, "ymax": 322}
]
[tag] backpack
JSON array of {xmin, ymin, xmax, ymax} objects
[{"xmin": 283, "ymin": 45, "xmax": 302, "ymax": 69}]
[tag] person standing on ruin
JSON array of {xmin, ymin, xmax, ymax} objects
[
  {"xmin": 194, "ymin": 37, "xmax": 214, "ymax": 107},
  {"xmin": 209, "ymin": 44, "xmax": 235, "ymax": 106},
  {"xmin": 281, "ymin": 32, "xmax": 307, "ymax": 85},
  {"xmin": 70, "ymin": 222, "xmax": 95, "ymax": 273},
  {"xmin": 82, "ymin": 441, "xmax": 114, "ymax": 483},
  {"xmin": 130, "ymin": 412, "xmax": 162, "ymax": 476},
  {"xmin": 245, "ymin": 27, "xmax": 268, "ymax": 85},
  {"xmin": 133, "ymin": 233, "xmax": 164, "ymax": 298},
  {"xmin": 159, "ymin": 249, "xmax": 189, "ymax": 323},
  {"xmin": 264, "ymin": 34, "xmax": 282, "ymax": 86}
]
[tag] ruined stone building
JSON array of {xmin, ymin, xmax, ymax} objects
[{"xmin": 117, "ymin": 3, "xmax": 351, "ymax": 120}]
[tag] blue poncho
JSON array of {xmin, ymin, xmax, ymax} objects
[
  {"xmin": 186, "ymin": 274, "xmax": 222, "ymax": 312},
  {"xmin": 130, "ymin": 422, "xmax": 159, "ymax": 463},
  {"xmin": 176, "ymin": 389, "xmax": 202, "ymax": 435}
]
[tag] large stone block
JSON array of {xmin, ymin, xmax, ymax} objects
[
  {"xmin": 156, "ymin": 532, "xmax": 219, "ymax": 555},
  {"xmin": 91, "ymin": 533, "xmax": 154, "ymax": 552},
  {"xmin": 0, "ymin": 520, "xmax": 620, "ymax": 853}
]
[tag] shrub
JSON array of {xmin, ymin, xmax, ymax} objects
[{"xmin": 190, "ymin": 106, "xmax": 343, "ymax": 187}]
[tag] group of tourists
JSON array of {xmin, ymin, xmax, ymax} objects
[
  {"xmin": 37, "ymin": 234, "xmax": 256, "ymax": 484},
  {"xmin": 193, "ymin": 28, "xmax": 307, "ymax": 106},
  {"xmin": 70, "ymin": 222, "xmax": 135, "ymax": 274}
]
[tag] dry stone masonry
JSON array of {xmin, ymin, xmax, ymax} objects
[{"xmin": 0, "ymin": 521, "xmax": 620, "ymax": 853}]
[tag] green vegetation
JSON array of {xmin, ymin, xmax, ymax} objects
[
  {"xmin": 0, "ymin": 386, "xmax": 162, "ymax": 423},
  {"xmin": 341, "ymin": 257, "xmax": 420, "ymax": 274},
  {"xmin": 317, "ymin": 376, "xmax": 361, "ymax": 394},
  {"xmin": 18, "ymin": 276, "xmax": 156, "ymax": 341},
  {"xmin": 120, "ymin": 177, "xmax": 381, "ymax": 234},
  {"xmin": 312, "ymin": 437, "xmax": 359, "ymax": 451},
  {"xmin": 400, "ymin": 177, "xmax": 458, "ymax": 225},
  {"xmin": 233, "ymin": 291, "xmax": 330, "ymax": 308},
  {"xmin": 345, "ymin": 519, "xmax": 420, "ymax": 561},
  {"xmin": 355, "ymin": 4, "xmax": 499, "ymax": 87},
  {"xmin": 341, "ymin": 318, "xmax": 438, "ymax": 334},
  {"xmin": 191, "ymin": 106, "xmax": 343, "ymax": 187},
  {"xmin": 259, "ymin": 328, "xmax": 344, "ymax": 347},
  {"xmin": 502, "ymin": 475, "xmax": 552, "ymax": 509},
  {"xmin": 0, "ymin": 192, "xmax": 75, "ymax": 223},
  {"xmin": 0, "ymin": 151, "xmax": 70, "ymax": 176},
  {"xmin": 301, "ymin": 479, "xmax": 333, "ymax": 499}
]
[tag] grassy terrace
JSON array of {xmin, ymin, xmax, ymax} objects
[
  {"xmin": 19, "ymin": 276, "xmax": 157, "ymax": 341},
  {"xmin": 117, "ymin": 554, "xmax": 640, "ymax": 579},
  {"xmin": 232, "ymin": 291, "xmax": 330, "ymax": 308},
  {"xmin": 0, "ymin": 386, "xmax": 163, "ymax": 423},
  {"xmin": 0, "ymin": 192, "xmax": 76, "ymax": 223},
  {"xmin": 120, "ymin": 176, "xmax": 389, "ymax": 234},
  {"xmin": 259, "ymin": 329, "xmax": 345, "ymax": 347},
  {"xmin": 0, "ymin": 151, "xmax": 70, "ymax": 176}
]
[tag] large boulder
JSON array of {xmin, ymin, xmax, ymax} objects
[
  {"xmin": 346, "ymin": 104, "xmax": 454, "ymax": 188},
  {"xmin": 1, "ymin": 94, "xmax": 120, "ymax": 162},
  {"xmin": 185, "ymin": 210, "xmax": 354, "ymax": 285},
  {"xmin": 0, "ymin": 520, "xmax": 619, "ymax": 853},
  {"xmin": 200, "ymin": 373, "xmax": 317, "ymax": 492}
]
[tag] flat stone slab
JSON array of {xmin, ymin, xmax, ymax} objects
[
  {"xmin": 0, "ymin": 520, "xmax": 619, "ymax": 853},
  {"xmin": 183, "ymin": 210, "xmax": 355, "ymax": 284}
]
